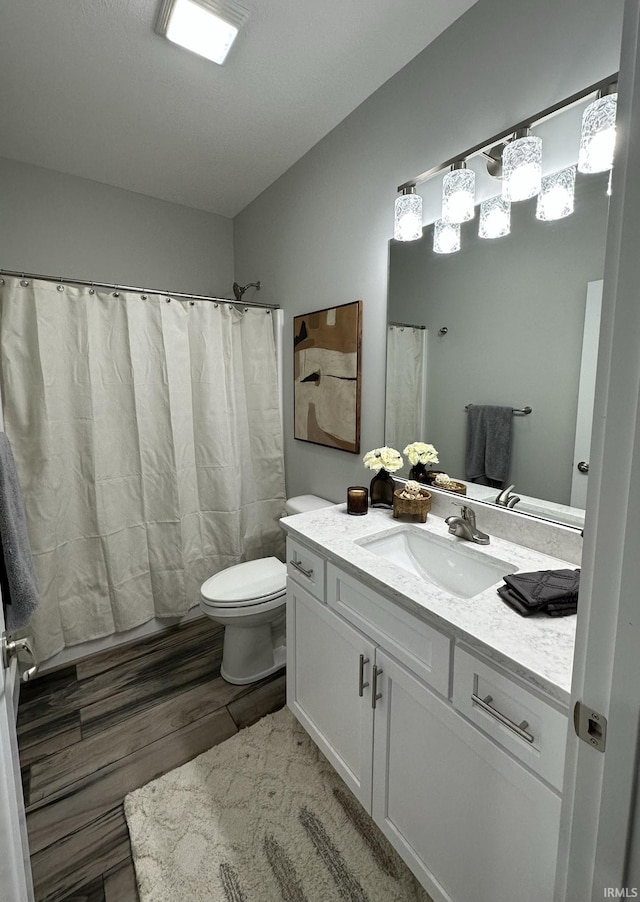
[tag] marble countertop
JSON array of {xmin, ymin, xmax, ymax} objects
[{"xmin": 282, "ymin": 504, "xmax": 577, "ymax": 707}]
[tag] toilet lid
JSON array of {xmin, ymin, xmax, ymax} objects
[{"xmin": 200, "ymin": 557, "xmax": 286, "ymax": 607}]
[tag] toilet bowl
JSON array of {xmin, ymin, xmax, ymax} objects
[{"xmin": 200, "ymin": 495, "xmax": 332, "ymax": 685}]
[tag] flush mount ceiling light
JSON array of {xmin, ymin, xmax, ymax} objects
[
  {"xmin": 578, "ymin": 88, "xmax": 618, "ymax": 174},
  {"xmin": 536, "ymin": 166, "xmax": 576, "ymax": 221},
  {"xmin": 394, "ymin": 186, "xmax": 423, "ymax": 242},
  {"xmin": 441, "ymin": 162, "xmax": 475, "ymax": 224},
  {"xmin": 155, "ymin": 0, "xmax": 247, "ymax": 65},
  {"xmin": 502, "ymin": 129, "xmax": 543, "ymax": 202},
  {"xmin": 433, "ymin": 219, "xmax": 460, "ymax": 254},
  {"xmin": 478, "ymin": 196, "xmax": 511, "ymax": 239}
]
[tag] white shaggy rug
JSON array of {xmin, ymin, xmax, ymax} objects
[{"xmin": 125, "ymin": 706, "xmax": 431, "ymax": 902}]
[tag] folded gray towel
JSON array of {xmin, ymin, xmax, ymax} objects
[
  {"xmin": 465, "ymin": 405, "xmax": 513, "ymax": 489},
  {"xmin": 0, "ymin": 433, "xmax": 41, "ymax": 631}
]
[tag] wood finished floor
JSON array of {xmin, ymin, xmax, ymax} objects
[{"xmin": 17, "ymin": 617, "xmax": 287, "ymax": 902}]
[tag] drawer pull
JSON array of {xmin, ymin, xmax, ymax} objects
[
  {"xmin": 290, "ymin": 558, "xmax": 314, "ymax": 579},
  {"xmin": 358, "ymin": 654, "xmax": 370, "ymax": 696},
  {"xmin": 471, "ymin": 693, "xmax": 535, "ymax": 744},
  {"xmin": 372, "ymin": 665, "xmax": 383, "ymax": 709}
]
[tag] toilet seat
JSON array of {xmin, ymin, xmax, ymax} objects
[{"xmin": 200, "ymin": 557, "xmax": 286, "ymax": 608}]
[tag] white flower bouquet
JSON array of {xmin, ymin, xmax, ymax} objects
[
  {"xmin": 363, "ymin": 446, "xmax": 404, "ymax": 473},
  {"xmin": 402, "ymin": 442, "xmax": 439, "ymax": 467}
]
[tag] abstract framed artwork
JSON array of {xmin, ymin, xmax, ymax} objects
[{"xmin": 294, "ymin": 300, "xmax": 362, "ymax": 453}]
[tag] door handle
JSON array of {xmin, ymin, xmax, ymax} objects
[
  {"xmin": 371, "ymin": 665, "xmax": 383, "ymax": 709},
  {"xmin": 2, "ymin": 634, "xmax": 39, "ymax": 682},
  {"xmin": 358, "ymin": 654, "xmax": 370, "ymax": 696},
  {"xmin": 577, "ymin": 461, "xmax": 590, "ymax": 474}
]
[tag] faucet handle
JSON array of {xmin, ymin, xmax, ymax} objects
[{"xmin": 461, "ymin": 505, "xmax": 478, "ymax": 527}]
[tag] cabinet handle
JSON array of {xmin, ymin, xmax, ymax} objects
[
  {"xmin": 471, "ymin": 693, "xmax": 535, "ymax": 744},
  {"xmin": 289, "ymin": 558, "xmax": 314, "ymax": 579},
  {"xmin": 371, "ymin": 665, "xmax": 383, "ymax": 709},
  {"xmin": 358, "ymin": 654, "xmax": 370, "ymax": 697}
]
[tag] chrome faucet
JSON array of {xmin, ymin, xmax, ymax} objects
[
  {"xmin": 494, "ymin": 484, "xmax": 521, "ymax": 509},
  {"xmin": 445, "ymin": 505, "xmax": 490, "ymax": 545}
]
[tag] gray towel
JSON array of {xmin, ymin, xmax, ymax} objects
[
  {"xmin": 465, "ymin": 405, "xmax": 513, "ymax": 489},
  {"xmin": 0, "ymin": 433, "xmax": 41, "ymax": 631}
]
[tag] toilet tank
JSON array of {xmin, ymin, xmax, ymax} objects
[{"xmin": 284, "ymin": 495, "xmax": 333, "ymax": 516}]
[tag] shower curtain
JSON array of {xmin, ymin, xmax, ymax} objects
[
  {"xmin": 384, "ymin": 324, "xmax": 427, "ymax": 452},
  {"xmin": 0, "ymin": 277, "xmax": 286, "ymax": 661}
]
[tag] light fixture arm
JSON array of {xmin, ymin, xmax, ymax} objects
[{"xmin": 398, "ymin": 71, "xmax": 618, "ymax": 193}]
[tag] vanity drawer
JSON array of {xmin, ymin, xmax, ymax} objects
[
  {"xmin": 326, "ymin": 563, "xmax": 451, "ymax": 697},
  {"xmin": 286, "ymin": 538, "xmax": 325, "ymax": 602},
  {"xmin": 452, "ymin": 645, "xmax": 568, "ymax": 791}
]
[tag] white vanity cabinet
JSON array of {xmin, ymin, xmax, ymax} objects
[
  {"xmin": 286, "ymin": 578, "xmax": 376, "ymax": 807},
  {"xmin": 285, "ymin": 537, "xmax": 567, "ymax": 902}
]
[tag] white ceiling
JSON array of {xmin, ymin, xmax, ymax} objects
[{"xmin": 0, "ymin": 0, "xmax": 477, "ymax": 218}]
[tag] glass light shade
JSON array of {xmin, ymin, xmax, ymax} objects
[
  {"xmin": 394, "ymin": 192, "xmax": 423, "ymax": 242},
  {"xmin": 165, "ymin": 0, "xmax": 239, "ymax": 64},
  {"xmin": 433, "ymin": 219, "xmax": 460, "ymax": 254},
  {"xmin": 442, "ymin": 168, "xmax": 476, "ymax": 223},
  {"xmin": 502, "ymin": 135, "xmax": 543, "ymax": 201},
  {"xmin": 578, "ymin": 94, "xmax": 617, "ymax": 173},
  {"xmin": 478, "ymin": 196, "xmax": 511, "ymax": 239},
  {"xmin": 536, "ymin": 166, "xmax": 576, "ymax": 221}
]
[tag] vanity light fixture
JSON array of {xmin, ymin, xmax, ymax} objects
[
  {"xmin": 394, "ymin": 186, "xmax": 423, "ymax": 242},
  {"xmin": 433, "ymin": 219, "xmax": 460, "ymax": 254},
  {"xmin": 441, "ymin": 162, "xmax": 476, "ymax": 223},
  {"xmin": 155, "ymin": 0, "xmax": 247, "ymax": 65},
  {"xmin": 478, "ymin": 196, "xmax": 511, "ymax": 239},
  {"xmin": 578, "ymin": 87, "xmax": 617, "ymax": 174},
  {"xmin": 502, "ymin": 129, "xmax": 543, "ymax": 202},
  {"xmin": 536, "ymin": 166, "xmax": 576, "ymax": 221}
]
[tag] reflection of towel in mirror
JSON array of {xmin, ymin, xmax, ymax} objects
[
  {"xmin": 465, "ymin": 405, "xmax": 512, "ymax": 489},
  {"xmin": 0, "ymin": 433, "xmax": 41, "ymax": 631}
]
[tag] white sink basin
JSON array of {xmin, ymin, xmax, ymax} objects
[{"xmin": 357, "ymin": 527, "xmax": 516, "ymax": 599}]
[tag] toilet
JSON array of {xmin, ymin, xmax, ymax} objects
[{"xmin": 200, "ymin": 495, "xmax": 332, "ymax": 684}]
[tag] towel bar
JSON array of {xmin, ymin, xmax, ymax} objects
[{"xmin": 465, "ymin": 404, "xmax": 532, "ymax": 415}]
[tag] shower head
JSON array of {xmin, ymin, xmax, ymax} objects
[{"xmin": 232, "ymin": 281, "xmax": 261, "ymax": 300}]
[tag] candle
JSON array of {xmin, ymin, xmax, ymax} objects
[{"xmin": 347, "ymin": 486, "xmax": 369, "ymax": 515}]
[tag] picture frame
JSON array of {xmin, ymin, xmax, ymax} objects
[{"xmin": 293, "ymin": 300, "xmax": 362, "ymax": 453}]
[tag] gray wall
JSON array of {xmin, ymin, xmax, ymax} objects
[
  {"xmin": 233, "ymin": 0, "xmax": 624, "ymax": 504},
  {"xmin": 0, "ymin": 157, "xmax": 234, "ymax": 296},
  {"xmin": 388, "ymin": 174, "xmax": 610, "ymax": 505}
]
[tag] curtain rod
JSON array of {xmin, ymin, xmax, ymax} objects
[
  {"xmin": 0, "ymin": 269, "xmax": 280, "ymax": 310},
  {"xmin": 389, "ymin": 321, "xmax": 426, "ymax": 330}
]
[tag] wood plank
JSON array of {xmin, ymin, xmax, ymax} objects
[
  {"xmin": 57, "ymin": 875, "xmax": 106, "ymax": 902},
  {"xmin": 103, "ymin": 859, "xmax": 139, "ymax": 902},
  {"xmin": 31, "ymin": 806, "xmax": 127, "ymax": 902},
  {"xmin": 19, "ymin": 625, "xmax": 223, "ymax": 738},
  {"xmin": 30, "ymin": 675, "xmax": 250, "ymax": 803},
  {"xmin": 17, "ymin": 667, "xmax": 80, "ymax": 736},
  {"xmin": 27, "ymin": 706, "xmax": 238, "ymax": 855},
  {"xmin": 78, "ymin": 630, "xmax": 225, "ymax": 736},
  {"xmin": 19, "ymin": 718, "xmax": 83, "ymax": 768},
  {"xmin": 75, "ymin": 617, "xmax": 222, "ymax": 680},
  {"xmin": 227, "ymin": 673, "xmax": 287, "ymax": 730}
]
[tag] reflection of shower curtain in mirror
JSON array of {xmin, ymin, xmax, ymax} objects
[
  {"xmin": 0, "ymin": 277, "xmax": 286, "ymax": 662},
  {"xmin": 385, "ymin": 325, "xmax": 426, "ymax": 451}
]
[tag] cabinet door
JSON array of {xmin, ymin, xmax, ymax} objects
[
  {"xmin": 287, "ymin": 581, "xmax": 375, "ymax": 810},
  {"xmin": 372, "ymin": 650, "xmax": 561, "ymax": 902}
]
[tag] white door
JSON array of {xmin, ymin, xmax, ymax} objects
[
  {"xmin": 286, "ymin": 581, "xmax": 376, "ymax": 808},
  {"xmin": 372, "ymin": 651, "xmax": 561, "ymax": 902},
  {"xmin": 556, "ymin": 2, "xmax": 640, "ymax": 898},
  {"xmin": 0, "ymin": 604, "xmax": 35, "ymax": 901},
  {"xmin": 570, "ymin": 280, "xmax": 603, "ymax": 509}
]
